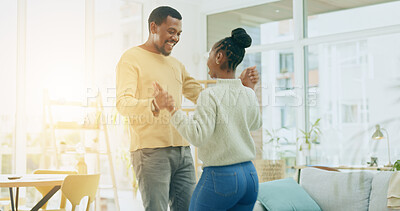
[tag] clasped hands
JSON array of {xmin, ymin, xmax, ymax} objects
[{"xmin": 153, "ymin": 82, "xmax": 176, "ymax": 114}]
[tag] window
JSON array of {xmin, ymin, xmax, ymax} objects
[
  {"xmin": 280, "ymin": 53, "xmax": 294, "ymax": 73},
  {"xmin": 1, "ymin": 0, "xmax": 142, "ymax": 208},
  {"xmin": 307, "ymin": 33, "xmax": 400, "ymax": 165},
  {"xmin": 0, "ymin": 1, "xmax": 17, "ymax": 193},
  {"xmin": 0, "ymin": 0, "xmax": 16, "ymax": 198},
  {"xmin": 0, "ymin": 0, "xmax": 17, "ymax": 168},
  {"xmin": 236, "ymin": 50, "xmax": 297, "ymax": 177},
  {"xmin": 207, "ymin": 0, "xmax": 297, "ymax": 177},
  {"xmin": 278, "ymin": 52, "xmax": 294, "ymax": 90},
  {"xmin": 206, "ymin": 0, "xmax": 400, "ymax": 167}
]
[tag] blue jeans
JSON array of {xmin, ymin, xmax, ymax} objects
[
  {"xmin": 131, "ymin": 146, "xmax": 196, "ymax": 211},
  {"xmin": 189, "ymin": 161, "xmax": 259, "ymax": 211}
]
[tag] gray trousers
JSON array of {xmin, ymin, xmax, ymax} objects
[{"xmin": 131, "ymin": 146, "xmax": 196, "ymax": 211}]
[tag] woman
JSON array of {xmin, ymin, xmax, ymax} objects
[{"xmin": 155, "ymin": 28, "xmax": 262, "ymax": 210}]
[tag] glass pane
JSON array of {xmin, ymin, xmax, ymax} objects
[
  {"xmin": 23, "ymin": 0, "xmax": 143, "ymax": 209},
  {"xmin": 94, "ymin": 0, "xmax": 142, "ymax": 91},
  {"xmin": 307, "ymin": 33, "xmax": 400, "ymax": 166},
  {"xmin": 24, "ymin": 0, "xmax": 85, "ymax": 207},
  {"xmin": 94, "ymin": 1, "xmax": 142, "ymax": 210},
  {"xmin": 306, "ymin": 0, "xmax": 400, "ymax": 37},
  {"xmin": 237, "ymin": 50, "xmax": 297, "ymax": 179},
  {"xmin": 207, "ymin": 0, "xmax": 293, "ymax": 49},
  {"xmin": 25, "ymin": 0, "xmax": 85, "ymax": 168},
  {"xmin": 0, "ymin": 1, "xmax": 16, "ymax": 199}
]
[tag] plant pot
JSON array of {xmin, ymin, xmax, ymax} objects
[{"xmin": 300, "ymin": 143, "xmax": 311, "ymax": 165}]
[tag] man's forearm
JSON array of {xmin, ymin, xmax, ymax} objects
[{"xmin": 116, "ymin": 95, "xmax": 153, "ymax": 117}]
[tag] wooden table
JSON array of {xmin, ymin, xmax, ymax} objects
[{"xmin": 0, "ymin": 174, "xmax": 67, "ymax": 211}]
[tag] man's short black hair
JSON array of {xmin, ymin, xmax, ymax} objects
[{"xmin": 148, "ymin": 6, "xmax": 182, "ymax": 31}]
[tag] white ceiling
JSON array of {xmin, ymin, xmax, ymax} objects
[
  {"xmin": 206, "ymin": 0, "xmax": 397, "ymax": 49},
  {"xmin": 211, "ymin": 0, "xmax": 395, "ymax": 24}
]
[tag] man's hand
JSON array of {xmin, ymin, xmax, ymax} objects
[
  {"xmin": 153, "ymin": 82, "xmax": 175, "ymax": 112},
  {"xmin": 239, "ymin": 66, "xmax": 259, "ymax": 90},
  {"xmin": 166, "ymin": 96, "xmax": 176, "ymax": 113}
]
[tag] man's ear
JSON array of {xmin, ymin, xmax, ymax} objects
[{"xmin": 150, "ymin": 22, "xmax": 157, "ymax": 34}]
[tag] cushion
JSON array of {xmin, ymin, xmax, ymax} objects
[
  {"xmin": 300, "ymin": 168, "xmax": 374, "ymax": 211},
  {"xmin": 257, "ymin": 178, "xmax": 321, "ymax": 211},
  {"xmin": 369, "ymin": 171, "xmax": 395, "ymax": 211},
  {"xmin": 253, "ymin": 201, "xmax": 267, "ymax": 211}
]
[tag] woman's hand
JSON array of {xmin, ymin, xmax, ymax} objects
[
  {"xmin": 240, "ymin": 66, "xmax": 259, "ymax": 89},
  {"xmin": 167, "ymin": 99, "xmax": 177, "ymax": 115},
  {"xmin": 153, "ymin": 82, "xmax": 175, "ymax": 112}
]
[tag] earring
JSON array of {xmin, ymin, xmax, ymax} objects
[{"xmin": 216, "ymin": 60, "xmax": 220, "ymax": 65}]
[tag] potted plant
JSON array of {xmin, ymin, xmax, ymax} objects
[
  {"xmin": 254, "ymin": 128, "xmax": 289, "ymax": 182},
  {"xmin": 392, "ymin": 160, "xmax": 400, "ymax": 171},
  {"xmin": 59, "ymin": 140, "xmax": 67, "ymax": 153},
  {"xmin": 297, "ymin": 118, "xmax": 321, "ymax": 165},
  {"xmin": 264, "ymin": 127, "xmax": 288, "ymax": 160}
]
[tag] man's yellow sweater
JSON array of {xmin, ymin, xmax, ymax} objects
[{"xmin": 116, "ymin": 46, "xmax": 203, "ymax": 151}]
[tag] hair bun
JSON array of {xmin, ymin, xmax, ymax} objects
[{"xmin": 231, "ymin": 28, "xmax": 252, "ymax": 48}]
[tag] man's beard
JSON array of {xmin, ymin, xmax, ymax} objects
[{"xmin": 155, "ymin": 43, "xmax": 171, "ymax": 56}]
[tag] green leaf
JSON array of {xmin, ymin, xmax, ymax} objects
[{"xmin": 393, "ymin": 160, "xmax": 400, "ymax": 171}]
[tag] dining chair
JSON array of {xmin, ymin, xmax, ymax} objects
[
  {"xmin": 32, "ymin": 169, "xmax": 78, "ymax": 210},
  {"xmin": 61, "ymin": 174, "xmax": 100, "ymax": 211},
  {"xmin": 0, "ymin": 197, "xmax": 11, "ymax": 211}
]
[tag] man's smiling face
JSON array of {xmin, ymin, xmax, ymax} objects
[{"xmin": 152, "ymin": 16, "xmax": 182, "ymax": 56}]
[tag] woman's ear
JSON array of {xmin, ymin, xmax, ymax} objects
[{"xmin": 216, "ymin": 52, "xmax": 224, "ymax": 65}]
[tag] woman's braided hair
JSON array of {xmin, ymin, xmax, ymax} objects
[{"xmin": 213, "ymin": 28, "xmax": 252, "ymax": 71}]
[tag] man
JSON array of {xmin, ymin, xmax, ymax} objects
[{"xmin": 116, "ymin": 6, "xmax": 259, "ymax": 211}]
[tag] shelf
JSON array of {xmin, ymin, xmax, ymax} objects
[
  {"xmin": 58, "ymin": 150, "xmax": 108, "ymax": 155},
  {"xmin": 43, "ymin": 90, "xmax": 120, "ymax": 210},
  {"xmin": 0, "ymin": 147, "xmax": 12, "ymax": 154},
  {"xmin": 99, "ymin": 184, "xmax": 114, "ymax": 189},
  {"xmin": 45, "ymin": 146, "xmax": 108, "ymax": 155},
  {"xmin": 49, "ymin": 100, "xmax": 97, "ymax": 107},
  {"xmin": 291, "ymin": 165, "xmax": 392, "ymax": 171},
  {"xmin": 46, "ymin": 122, "xmax": 100, "ymax": 130}
]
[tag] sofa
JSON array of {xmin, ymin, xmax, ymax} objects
[{"xmin": 253, "ymin": 167, "xmax": 396, "ymax": 211}]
